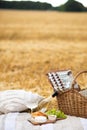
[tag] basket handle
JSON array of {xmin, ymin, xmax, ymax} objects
[{"xmin": 71, "ymin": 70, "xmax": 87, "ymax": 89}]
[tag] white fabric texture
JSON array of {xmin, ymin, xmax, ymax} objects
[
  {"xmin": 0, "ymin": 113, "xmax": 87, "ymax": 130},
  {"xmin": 80, "ymin": 118, "xmax": 87, "ymax": 130},
  {"xmin": 0, "ymin": 90, "xmax": 44, "ymax": 113},
  {"xmin": 79, "ymin": 89, "xmax": 87, "ymax": 97},
  {"xmin": 40, "ymin": 116, "xmax": 85, "ymax": 130},
  {"xmin": 41, "ymin": 124, "xmax": 54, "ymax": 130},
  {"xmin": 5, "ymin": 113, "xmax": 19, "ymax": 130}
]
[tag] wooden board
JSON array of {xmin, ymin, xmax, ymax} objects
[{"xmin": 28, "ymin": 118, "xmax": 66, "ymax": 125}]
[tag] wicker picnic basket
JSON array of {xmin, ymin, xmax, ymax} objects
[{"xmin": 57, "ymin": 70, "xmax": 87, "ymax": 118}]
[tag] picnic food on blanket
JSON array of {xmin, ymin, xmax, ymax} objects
[
  {"xmin": 46, "ymin": 109, "xmax": 67, "ymax": 119},
  {"xmin": 32, "ymin": 109, "xmax": 67, "ymax": 119},
  {"xmin": 31, "ymin": 111, "xmax": 47, "ymax": 118},
  {"xmin": 34, "ymin": 116, "xmax": 47, "ymax": 123},
  {"xmin": 48, "ymin": 115, "xmax": 57, "ymax": 121},
  {"xmin": 29, "ymin": 109, "xmax": 67, "ymax": 125},
  {"xmin": 31, "ymin": 111, "xmax": 48, "ymax": 123}
]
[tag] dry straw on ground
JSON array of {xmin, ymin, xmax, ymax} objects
[{"xmin": 0, "ymin": 10, "xmax": 87, "ymax": 109}]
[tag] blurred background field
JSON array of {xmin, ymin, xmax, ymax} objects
[{"xmin": 0, "ymin": 10, "xmax": 87, "ymax": 108}]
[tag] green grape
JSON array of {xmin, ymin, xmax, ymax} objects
[{"xmin": 46, "ymin": 109, "xmax": 67, "ymax": 118}]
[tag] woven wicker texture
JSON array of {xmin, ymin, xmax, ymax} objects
[
  {"xmin": 57, "ymin": 89, "xmax": 87, "ymax": 118},
  {"xmin": 57, "ymin": 71, "xmax": 87, "ymax": 118}
]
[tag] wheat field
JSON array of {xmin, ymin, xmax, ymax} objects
[{"xmin": 0, "ymin": 10, "xmax": 87, "ymax": 108}]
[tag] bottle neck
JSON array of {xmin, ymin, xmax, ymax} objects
[{"xmin": 52, "ymin": 91, "xmax": 58, "ymax": 97}]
